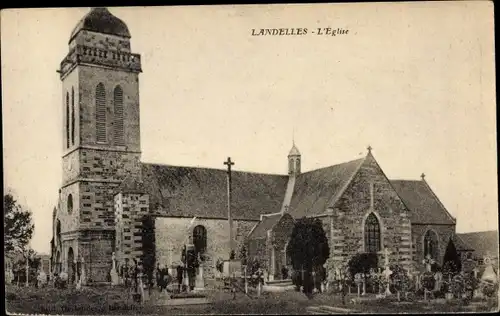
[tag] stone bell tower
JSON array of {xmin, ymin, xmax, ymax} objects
[{"xmin": 57, "ymin": 7, "xmax": 143, "ymax": 283}]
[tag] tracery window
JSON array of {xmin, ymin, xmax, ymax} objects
[
  {"xmin": 364, "ymin": 213, "xmax": 381, "ymax": 253},
  {"xmin": 66, "ymin": 92, "xmax": 70, "ymax": 148},
  {"xmin": 71, "ymin": 87, "xmax": 75, "ymax": 145},
  {"xmin": 424, "ymin": 230, "xmax": 439, "ymax": 260},
  {"xmin": 193, "ymin": 225, "xmax": 207, "ymax": 255}
]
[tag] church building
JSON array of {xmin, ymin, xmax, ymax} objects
[{"xmin": 50, "ymin": 8, "xmax": 473, "ymax": 284}]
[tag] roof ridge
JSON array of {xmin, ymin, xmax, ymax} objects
[
  {"xmin": 324, "ymin": 156, "xmax": 367, "ymax": 209},
  {"xmin": 142, "ymin": 162, "xmax": 287, "ymax": 177},
  {"xmin": 299, "ymin": 157, "xmax": 366, "ymax": 176},
  {"xmin": 421, "ymin": 179, "xmax": 456, "ymax": 224}
]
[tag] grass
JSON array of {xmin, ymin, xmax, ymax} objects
[{"xmin": 5, "ymin": 284, "xmax": 499, "ymax": 315}]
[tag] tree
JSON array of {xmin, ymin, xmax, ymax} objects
[
  {"xmin": 141, "ymin": 215, "xmax": 156, "ymax": 288},
  {"xmin": 347, "ymin": 253, "xmax": 378, "ymax": 279},
  {"xmin": 443, "ymin": 238, "xmax": 461, "ymax": 272},
  {"xmin": 4, "ymin": 194, "xmax": 34, "ymax": 253},
  {"xmin": 287, "ymin": 217, "xmax": 329, "ymax": 296},
  {"xmin": 287, "ymin": 217, "xmax": 330, "ymax": 271}
]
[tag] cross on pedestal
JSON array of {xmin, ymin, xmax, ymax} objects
[
  {"xmin": 422, "ymin": 254, "xmax": 435, "ymax": 272},
  {"xmin": 421, "ymin": 173, "xmax": 426, "ymax": 180},
  {"xmin": 367, "ymin": 145, "xmax": 372, "ymax": 153},
  {"xmin": 384, "ymin": 248, "xmax": 391, "ymax": 267},
  {"xmin": 224, "ymin": 157, "xmax": 235, "ymax": 255}
]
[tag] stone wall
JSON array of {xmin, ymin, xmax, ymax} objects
[
  {"xmin": 77, "ymin": 230, "xmax": 115, "ymax": 283},
  {"xmin": 411, "ymin": 223, "xmax": 456, "ymax": 266},
  {"xmin": 322, "ymin": 154, "xmax": 413, "ymax": 272},
  {"xmin": 78, "ymin": 66, "xmax": 141, "ymax": 151},
  {"xmin": 154, "ymin": 217, "xmax": 257, "ymax": 280},
  {"xmin": 71, "ymin": 31, "xmax": 132, "ymax": 52},
  {"xmin": 114, "ymin": 192, "xmax": 150, "ymax": 265}
]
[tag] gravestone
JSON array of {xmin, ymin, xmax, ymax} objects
[
  {"xmin": 80, "ymin": 257, "xmax": 86, "ymax": 286},
  {"xmin": 194, "ymin": 265, "xmax": 205, "ymax": 291},
  {"xmin": 110, "ymin": 252, "xmax": 119, "ymax": 286},
  {"xmin": 383, "ymin": 248, "xmax": 393, "ymax": 295},
  {"xmin": 6, "ymin": 268, "xmax": 14, "ymax": 284},
  {"xmin": 434, "ymin": 271, "xmax": 443, "ymax": 291},
  {"xmin": 37, "ymin": 269, "xmax": 47, "ymax": 287}
]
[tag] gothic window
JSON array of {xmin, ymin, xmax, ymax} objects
[
  {"xmin": 66, "ymin": 92, "xmax": 70, "ymax": 148},
  {"xmin": 193, "ymin": 225, "xmax": 207, "ymax": 255},
  {"xmin": 56, "ymin": 220, "xmax": 61, "ymax": 245},
  {"xmin": 364, "ymin": 213, "xmax": 381, "ymax": 253},
  {"xmin": 67, "ymin": 194, "xmax": 73, "ymax": 214},
  {"xmin": 71, "ymin": 87, "xmax": 75, "ymax": 146},
  {"xmin": 113, "ymin": 85, "xmax": 125, "ymax": 145},
  {"xmin": 96, "ymin": 83, "xmax": 107, "ymax": 143},
  {"xmin": 296, "ymin": 158, "xmax": 301, "ymax": 172},
  {"xmin": 288, "ymin": 159, "xmax": 294, "ymax": 173},
  {"xmin": 424, "ymin": 230, "xmax": 439, "ymax": 260}
]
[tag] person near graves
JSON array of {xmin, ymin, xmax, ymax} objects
[
  {"xmin": 176, "ymin": 264, "xmax": 184, "ymax": 292},
  {"xmin": 281, "ymin": 266, "xmax": 289, "ymax": 280},
  {"xmin": 303, "ymin": 269, "xmax": 314, "ymax": 299},
  {"xmin": 156, "ymin": 263, "xmax": 161, "ymax": 288}
]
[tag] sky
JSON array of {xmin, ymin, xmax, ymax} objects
[{"xmin": 2, "ymin": 2, "xmax": 497, "ymax": 254}]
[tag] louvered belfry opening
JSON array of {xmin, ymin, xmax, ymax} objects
[
  {"xmin": 66, "ymin": 92, "xmax": 70, "ymax": 148},
  {"xmin": 71, "ymin": 87, "xmax": 75, "ymax": 145},
  {"xmin": 113, "ymin": 85, "xmax": 125, "ymax": 145},
  {"xmin": 96, "ymin": 83, "xmax": 107, "ymax": 143}
]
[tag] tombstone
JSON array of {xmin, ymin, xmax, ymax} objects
[
  {"xmin": 481, "ymin": 255, "xmax": 498, "ymax": 284},
  {"xmin": 80, "ymin": 257, "xmax": 86, "ymax": 286},
  {"xmin": 37, "ymin": 269, "xmax": 47, "ymax": 287},
  {"xmin": 194, "ymin": 265, "xmax": 205, "ymax": 291},
  {"xmin": 6, "ymin": 268, "xmax": 14, "ymax": 284},
  {"xmin": 355, "ymin": 273, "xmax": 362, "ymax": 297},
  {"xmin": 110, "ymin": 252, "xmax": 119, "ymax": 286},
  {"xmin": 383, "ymin": 248, "xmax": 393, "ymax": 295},
  {"xmin": 434, "ymin": 271, "xmax": 443, "ymax": 292}
]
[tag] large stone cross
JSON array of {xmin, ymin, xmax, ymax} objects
[
  {"xmin": 224, "ymin": 157, "xmax": 235, "ymax": 253},
  {"xmin": 384, "ymin": 248, "xmax": 391, "ymax": 267},
  {"xmin": 423, "ymin": 254, "xmax": 434, "ymax": 272}
]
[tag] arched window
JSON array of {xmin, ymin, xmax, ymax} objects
[
  {"xmin": 295, "ymin": 158, "xmax": 301, "ymax": 172},
  {"xmin": 424, "ymin": 230, "xmax": 439, "ymax": 260},
  {"xmin": 193, "ymin": 225, "xmax": 207, "ymax": 255},
  {"xmin": 66, "ymin": 92, "xmax": 70, "ymax": 148},
  {"xmin": 67, "ymin": 194, "xmax": 73, "ymax": 214},
  {"xmin": 71, "ymin": 87, "xmax": 75, "ymax": 145},
  {"xmin": 364, "ymin": 213, "xmax": 381, "ymax": 253},
  {"xmin": 113, "ymin": 85, "xmax": 124, "ymax": 145},
  {"xmin": 96, "ymin": 83, "xmax": 107, "ymax": 143},
  {"xmin": 56, "ymin": 220, "xmax": 61, "ymax": 247}
]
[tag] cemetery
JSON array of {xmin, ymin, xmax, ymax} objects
[{"xmin": 6, "ymin": 240, "xmax": 500, "ymax": 314}]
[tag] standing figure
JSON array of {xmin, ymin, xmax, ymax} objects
[{"xmin": 176, "ymin": 264, "xmax": 184, "ymax": 292}]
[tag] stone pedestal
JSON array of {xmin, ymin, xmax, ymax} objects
[
  {"xmin": 194, "ymin": 266, "xmax": 204, "ymax": 291},
  {"xmin": 110, "ymin": 253, "xmax": 119, "ymax": 286}
]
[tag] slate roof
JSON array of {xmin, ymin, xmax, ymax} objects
[
  {"xmin": 248, "ymin": 213, "xmax": 283, "ymax": 240},
  {"xmin": 288, "ymin": 158, "xmax": 365, "ymax": 218},
  {"xmin": 141, "ymin": 163, "xmax": 288, "ymax": 220},
  {"xmin": 457, "ymin": 230, "xmax": 499, "ymax": 259},
  {"xmin": 390, "ymin": 180, "xmax": 456, "ymax": 225},
  {"xmin": 451, "ymin": 234, "xmax": 474, "ymax": 251}
]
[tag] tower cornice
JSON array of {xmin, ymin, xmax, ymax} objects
[{"xmin": 58, "ymin": 45, "xmax": 142, "ymax": 80}]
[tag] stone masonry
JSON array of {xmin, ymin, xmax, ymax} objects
[{"xmin": 320, "ymin": 153, "xmax": 413, "ymax": 272}]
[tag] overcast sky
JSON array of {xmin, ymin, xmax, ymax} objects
[{"xmin": 2, "ymin": 2, "xmax": 497, "ymax": 254}]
